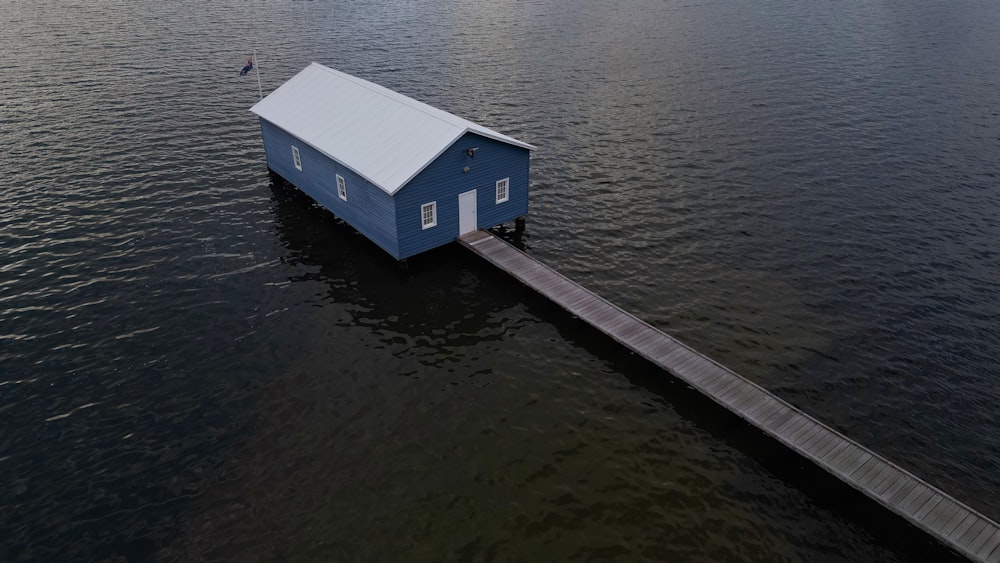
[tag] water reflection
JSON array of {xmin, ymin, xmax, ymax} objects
[{"xmin": 266, "ymin": 177, "xmax": 538, "ymax": 354}]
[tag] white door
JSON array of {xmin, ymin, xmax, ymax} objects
[{"xmin": 458, "ymin": 189, "xmax": 477, "ymax": 235}]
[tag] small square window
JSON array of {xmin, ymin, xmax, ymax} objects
[
  {"xmin": 421, "ymin": 202, "xmax": 437, "ymax": 229},
  {"xmin": 291, "ymin": 146, "xmax": 302, "ymax": 171},
  {"xmin": 337, "ymin": 174, "xmax": 347, "ymax": 201},
  {"xmin": 496, "ymin": 177, "xmax": 509, "ymax": 203}
]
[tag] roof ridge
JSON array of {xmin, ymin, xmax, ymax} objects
[{"xmin": 311, "ymin": 62, "xmax": 473, "ymax": 132}]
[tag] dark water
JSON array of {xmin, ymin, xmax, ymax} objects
[{"xmin": 2, "ymin": 0, "xmax": 999, "ymax": 561}]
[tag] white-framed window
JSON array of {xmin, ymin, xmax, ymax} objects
[
  {"xmin": 337, "ymin": 174, "xmax": 347, "ymax": 201},
  {"xmin": 291, "ymin": 146, "xmax": 302, "ymax": 171},
  {"xmin": 495, "ymin": 177, "xmax": 509, "ymax": 203},
  {"xmin": 421, "ymin": 201, "xmax": 437, "ymax": 229}
]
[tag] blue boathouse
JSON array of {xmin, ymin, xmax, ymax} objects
[{"xmin": 250, "ymin": 62, "xmax": 534, "ymax": 260}]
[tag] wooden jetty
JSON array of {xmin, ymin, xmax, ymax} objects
[{"xmin": 458, "ymin": 229, "xmax": 1000, "ymax": 563}]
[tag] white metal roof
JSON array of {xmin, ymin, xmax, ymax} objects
[{"xmin": 250, "ymin": 62, "xmax": 534, "ymax": 196}]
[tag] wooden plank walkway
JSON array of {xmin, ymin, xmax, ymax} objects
[{"xmin": 459, "ymin": 229, "xmax": 1000, "ymax": 563}]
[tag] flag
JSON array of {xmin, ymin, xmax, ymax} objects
[{"xmin": 240, "ymin": 58, "xmax": 253, "ymax": 76}]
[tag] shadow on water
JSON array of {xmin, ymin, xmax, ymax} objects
[
  {"xmin": 266, "ymin": 173, "xmax": 540, "ymax": 339},
  {"xmin": 159, "ymin": 177, "xmax": 557, "ymax": 561},
  {"xmin": 261, "ymin": 176, "xmax": 961, "ymax": 562},
  {"xmin": 484, "ymin": 278, "xmax": 967, "ymax": 563}
]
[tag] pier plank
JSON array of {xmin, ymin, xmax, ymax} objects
[
  {"xmin": 889, "ymin": 477, "xmax": 922, "ymax": 506},
  {"xmin": 970, "ymin": 525, "xmax": 997, "ymax": 558},
  {"xmin": 845, "ymin": 453, "xmax": 879, "ymax": 480},
  {"xmin": 958, "ymin": 520, "xmax": 989, "ymax": 553},
  {"xmin": 826, "ymin": 441, "xmax": 862, "ymax": 473},
  {"xmin": 879, "ymin": 473, "xmax": 910, "ymax": 501},
  {"xmin": 902, "ymin": 487, "xmax": 935, "ymax": 515},
  {"xmin": 820, "ymin": 441, "xmax": 850, "ymax": 464},
  {"xmin": 788, "ymin": 420, "xmax": 820, "ymax": 446},
  {"xmin": 839, "ymin": 449, "xmax": 874, "ymax": 479},
  {"xmin": 976, "ymin": 529, "xmax": 1000, "ymax": 561},
  {"xmin": 927, "ymin": 498, "xmax": 963, "ymax": 531},
  {"xmin": 686, "ymin": 366, "xmax": 728, "ymax": 390},
  {"xmin": 730, "ymin": 390, "xmax": 767, "ymax": 413},
  {"xmin": 775, "ymin": 413, "xmax": 811, "ymax": 438},
  {"xmin": 950, "ymin": 513, "xmax": 980, "ymax": 544},
  {"xmin": 852, "ymin": 457, "xmax": 883, "ymax": 486},
  {"xmin": 896, "ymin": 483, "xmax": 927, "ymax": 515},
  {"xmin": 671, "ymin": 354, "xmax": 710, "ymax": 381},
  {"xmin": 912, "ymin": 492, "xmax": 944, "ymax": 522},
  {"xmin": 653, "ymin": 346, "xmax": 693, "ymax": 366},
  {"xmin": 745, "ymin": 396, "xmax": 781, "ymax": 421},
  {"xmin": 626, "ymin": 329, "xmax": 662, "ymax": 353},
  {"xmin": 710, "ymin": 377, "xmax": 748, "ymax": 404},
  {"xmin": 872, "ymin": 471, "xmax": 904, "ymax": 497},
  {"xmin": 807, "ymin": 433, "xmax": 840, "ymax": 460},
  {"xmin": 762, "ymin": 409, "xmax": 797, "ymax": 432},
  {"xmin": 717, "ymin": 377, "xmax": 754, "ymax": 404},
  {"xmin": 693, "ymin": 366, "xmax": 732, "ymax": 390},
  {"xmin": 861, "ymin": 464, "xmax": 895, "ymax": 491},
  {"xmin": 800, "ymin": 428, "xmax": 834, "ymax": 455},
  {"xmin": 459, "ymin": 231, "xmax": 1000, "ymax": 562}
]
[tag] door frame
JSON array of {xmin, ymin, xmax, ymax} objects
[{"xmin": 458, "ymin": 189, "xmax": 477, "ymax": 235}]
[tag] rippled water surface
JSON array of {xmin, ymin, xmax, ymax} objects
[{"xmin": 2, "ymin": 0, "xmax": 999, "ymax": 561}]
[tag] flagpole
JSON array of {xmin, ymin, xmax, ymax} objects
[{"xmin": 253, "ymin": 48, "xmax": 262, "ymax": 100}]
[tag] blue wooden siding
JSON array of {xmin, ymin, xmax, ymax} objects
[
  {"xmin": 259, "ymin": 119, "xmax": 400, "ymax": 258},
  {"xmin": 394, "ymin": 132, "xmax": 530, "ymax": 259}
]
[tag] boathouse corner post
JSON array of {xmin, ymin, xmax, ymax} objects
[
  {"xmin": 515, "ymin": 216, "xmax": 526, "ymax": 234},
  {"xmin": 511, "ymin": 215, "xmax": 527, "ymax": 248}
]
